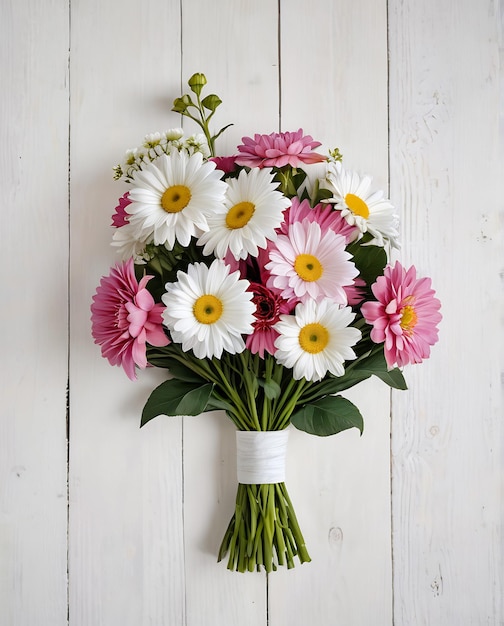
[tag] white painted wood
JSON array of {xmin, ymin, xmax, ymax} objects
[
  {"xmin": 179, "ymin": 2, "xmax": 279, "ymax": 623},
  {"xmin": 269, "ymin": 2, "xmax": 393, "ymax": 624},
  {"xmin": 1, "ymin": 0, "xmax": 502, "ymax": 624},
  {"xmin": 68, "ymin": 1, "xmax": 186, "ymax": 624},
  {"xmin": 388, "ymin": 0, "xmax": 503, "ymax": 623},
  {"xmin": 0, "ymin": 1, "xmax": 69, "ymax": 624}
]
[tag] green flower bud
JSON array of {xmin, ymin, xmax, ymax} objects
[
  {"xmin": 172, "ymin": 94, "xmax": 193, "ymax": 114},
  {"xmin": 188, "ymin": 72, "xmax": 207, "ymax": 96}
]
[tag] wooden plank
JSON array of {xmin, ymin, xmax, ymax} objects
[
  {"xmin": 0, "ymin": 1, "xmax": 69, "ymax": 624},
  {"xmin": 178, "ymin": 2, "xmax": 280, "ymax": 623},
  {"xmin": 270, "ymin": 1, "xmax": 393, "ymax": 623},
  {"xmin": 68, "ymin": 1, "xmax": 186, "ymax": 624},
  {"xmin": 388, "ymin": 0, "xmax": 503, "ymax": 623}
]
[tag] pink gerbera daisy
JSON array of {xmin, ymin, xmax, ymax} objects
[
  {"xmin": 281, "ymin": 197, "xmax": 359, "ymax": 243},
  {"xmin": 235, "ymin": 129, "xmax": 326, "ymax": 169},
  {"xmin": 265, "ymin": 219, "xmax": 359, "ymax": 305},
  {"xmin": 245, "ymin": 283, "xmax": 291, "ymax": 358},
  {"xmin": 91, "ymin": 259, "xmax": 169, "ymax": 380},
  {"xmin": 361, "ymin": 262, "xmax": 442, "ymax": 368}
]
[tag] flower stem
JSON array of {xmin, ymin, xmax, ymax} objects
[{"xmin": 218, "ymin": 482, "xmax": 310, "ymax": 573}]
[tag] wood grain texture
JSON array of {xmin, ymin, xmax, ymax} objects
[
  {"xmin": 388, "ymin": 0, "xmax": 503, "ymax": 623},
  {"xmin": 0, "ymin": 1, "xmax": 69, "ymax": 624},
  {"xmin": 68, "ymin": 1, "xmax": 186, "ymax": 624},
  {"xmin": 269, "ymin": 2, "xmax": 393, "ymax": 624},
  {"xmin": 179, "ymin": 2, "xmax": 279, "ymax": 622},
  {"xmin": 1, "ymin": 0, "xmax": 502, "ymax": 623}
]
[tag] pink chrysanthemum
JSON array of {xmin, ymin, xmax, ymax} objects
[
  {"xmin": 112, "ymin": 193, "xmax": 131, "ymax": 228},
  {"xmin": 361, "ymin": 262, "xmax": 442, "ymax": 368},
  {"xmin": 91, "ymin": 259, "xmax": 169, "ymax": 380},
  {"xmin": 245, "ymin": 283, "xmax": 291, "ymax": 358},
  {"xmin": 265, "ymin": 219, "xmax": 359, "ymax": 306},
  {"xmin": 235, "ymin": 129, "xmax": 326, "ymax": 169},
  {"xmin": 281, "ymin": 197, "xmax": 359, "ymax": 243}
]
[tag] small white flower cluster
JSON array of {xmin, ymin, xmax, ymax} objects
[{"xmin": 113, "ymin": 129, "xmax": 211, "ymax": 181}]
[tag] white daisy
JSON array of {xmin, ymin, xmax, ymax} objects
[
  {"xmin": 325, "ymin": 161, "xmax": 400, "ymax": 248},
  {"xmin": 125, "ymin": 151, "xmax": 227, "ymax": 250},
  {"xmin": 111, "ymin": 222, "xmax": 152, "ymax": 261},
  {"xmin": 265, "ymin": 219, "xmax": 358, "ymax": 305},
  {"xmin": 162, "ymin": 259, "xmax": 255, "ymax": 359},
  {"xmin": 274, "ymin": 299, "xmax": 361, "ymax": 382},
  {"xmin": 197, "ymin": 167, "xmax": 291, "ymax": 260}
]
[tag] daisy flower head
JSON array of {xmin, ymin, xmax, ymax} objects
[
  {"xmin": 265, "ymin": 219, "xmax": 359, "ymax": 305},
  {"xmin": 111, "ymin": 222, "xmax": 153, "ymax": 261},
  {"xmin": 125, "ymin": 151, "xmax": 227, "ymax": 250},
  {"xmin": 91, "ymin": 259, "xmax": 169, "ymax": 380},
  {"xmin": 325, "ymin": 161, "xmax": 400, "ymax": 248},
  {"xmin": 361, "ymin": 261, "xmax": 442, "ymax": 368},
  {"xmin": 162, "ymin": 259, "xmax": 255, "ymax": 359},
  {"xmin": 245, "ymin": 283, "xmax": 291, "ymax": 358},
  {"xmin": 197, "ymin": 167, "xmax": 291, "ymax": 260},
  {"xmin": 274, "ymin": 299, "xmax": 361, "ymax": 382},
  {"xmin": 235, "ymin": 129, "xmax": 327, "ymax": 169}
]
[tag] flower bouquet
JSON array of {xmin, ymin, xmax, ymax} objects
[{"xmin": 91, "ymin": 73, "xmax": 441, "ymax": 573}]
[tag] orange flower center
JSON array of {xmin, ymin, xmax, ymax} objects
[
  {"xmin": 294, "ymin": 254, "xmax": 323, "ymax": 281},
  {"xmin": 299, "ymin": 323, "xmax": 329, "ymax": 354},
  {"xmin": 345, "ymin": 193, "xmax": 370, "ymax": 219},
  {"xmin": 226, "ymin": 201, "xmax": 255, "ymax": 229},
  {"xmin": 161, "ymin": 185, "xmax": 191, "ymax": 213},
  {"xmin": 193, "ymin": 295, "xmax": 223, "ymax": 324},
  {"xmin": 400, "ymin": 304, "xmax": 418, "ymax": 335}
]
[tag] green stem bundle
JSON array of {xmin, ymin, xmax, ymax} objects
[{"xmin": 218, "ymin": 483, "xmax": 311, "ymax": 573}]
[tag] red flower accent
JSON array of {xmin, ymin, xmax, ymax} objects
[{"xmin": 246, "ymin": 283, "xmax": 291, "ymax": 358}]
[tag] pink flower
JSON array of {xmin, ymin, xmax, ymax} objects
[
  {"xmin": 361, "ymin": 262, "xmax": 442, "ymax": 368},
  {"xmin": 344, "ymin": 277, "xmax": 367, "ymax": 306},
  {"xmin": 235, "ymin": 129, "xmax": 326, "ymax": 169},
  {"xmin": 209, "ymin": 155, "xmax": 238, "ymax": 174},
  {"xmin": 281, "ymin": 197, "xmax": 359, "ymax": 243},
  {"xmin": 245, "ymin": 283, "xmax": 291, "ymax": 358},
  {"xmin": 265, "ymin": 219, "xmax": 358, "ymax": 306},
  {"xmin": 91, "ymin": 259, "xmax": 169, "ymax": 380},
  {"xmin": 111, "ymin": 193, "xmax": 131, "ymax": 228}
]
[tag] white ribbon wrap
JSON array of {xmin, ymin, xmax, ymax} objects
[{"xmin": 236, "ymin": 430, "xmax": 289, "ymax": 484}]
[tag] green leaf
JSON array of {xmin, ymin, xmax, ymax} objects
[
  {"xmin": 351, "ymin": 349, "xmax": 407, "ymax": 390},
  {"xmin": 213, "ymin": 123, "xmax": 234, "ymax": 141},
  {"xmin": 291, "ymin": 395, "xmax": 364, "ymax": 437},
  {"xmin": 348, "ymin": 242, "xmax": 387, "ymax": 286},
  {"xmin": 258, "ymin": 378, "xmax": 282, "ymax": 401},
  {"xmin": 374, "ymin": 367, "xmax": 407, "ymax": 390},
  {"xmin": 140, "ymin": 380, "xmax": 213, "ymax": 427}
]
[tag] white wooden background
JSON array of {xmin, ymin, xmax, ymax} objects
[{"xmin": 1, "ymin": 1, "xmax": 502, "ymax": 624}]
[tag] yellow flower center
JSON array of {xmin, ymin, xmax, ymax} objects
[
  {"xmin": 400, "ymin": 304, "xmax": 418, "ymax": 335},
  {"xmin": 294, "ymin": 254, "xmax": 323, "ymax": 282},
  {"xmin": 225, "ymin": 201, "xmax": 255, "ymax": 229},
  {"xmin": 345, "ymin": 193, "xmax": 370, "ymax": 219},
  {"xmin": 193, "ymin": 294, "xmax": 223, "ymax": 324},
  {"xmin": 299, "ymin": 323, "xmax": 329, "ymax": 354},
  {"xmin": 161, "ymin": 185, "xmax": 192, "ymax": 213}
]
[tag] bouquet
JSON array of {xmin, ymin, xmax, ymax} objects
[{"xmin": 91, "ymin": 73, "xmax": 441, "ymax": 573}]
